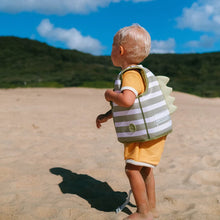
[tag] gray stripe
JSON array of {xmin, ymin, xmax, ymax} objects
[
  {"xmin": 115, "ymin": 116, "xmax": 171, "ymax": 133},
  {"xmin": 139, "ymin": 95, "xmax": 165, "ymax": 108},
  {"xmin": 118, "ymin": 134, "xmax": 149, "ymax": 143},
  {"xmin": 149, "ymin": 127, "xmax": 172, "ymax": 138},
  {"xmin": 143, "ymin": 105, "xmax": 168, "ymax": 118},
  {"xmin": 113, "ymin": 104, "xmax": 168, "ymax": 122},
  {"xmin": 115, "ymin": 123, "xmax": 146, "ymax": 133},
  {"xmin": 113, "ymin": 93, "xmax": 164, "ymax": 113},
  {"xmin": 117, "ymin": 127, "xmax": 172, "ymax": 143},
  {"xmin": 113, "ymin": 112, "xmax": 144, "ymax": 123},
  {"xmin": 146, "ymin": 116, "xmax": 171, "ymax": 129}
]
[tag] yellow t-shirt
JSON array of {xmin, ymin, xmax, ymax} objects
[
  {"xmin": 121, "ymin": 70, "xmax": 145, "ymax": 96},
  {"xmin": 122, "ymin": 69, "xmax": 166, "ymax": 167}
]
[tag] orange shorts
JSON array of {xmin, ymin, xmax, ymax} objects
[{"xmin": 124, "ymin": 136, "xmax": 166, "ymax": 167}]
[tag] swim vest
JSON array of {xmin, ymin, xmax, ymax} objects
[{"xmin": 111, "ymin": 65, "xmax": 176, "ymax": 143}]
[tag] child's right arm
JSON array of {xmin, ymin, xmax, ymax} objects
[
  {"xmin": 96, "ymin": 109, "xmax": 112, "ymax": 128},
  {"xmin": 105, "ymin": 89, "xmax": 136, "ymax": 107}
]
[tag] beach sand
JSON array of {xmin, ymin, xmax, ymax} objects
[{"xmin": 0, "ymin": 88, "xmax": 219, "ymax": 220}]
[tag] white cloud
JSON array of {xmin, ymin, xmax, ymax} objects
[
  {"xmin": 177, "ymin": 0, "xmax": 220, "ymax": 34},
  {"xmin": 37, "ymin": 19, "xmax": 104, "ymax": 55},
  {"xmin": 0, "ymin": 0, "xmax": 152, "ymax": 15},
  {"xmin": 186, "ymin": 35, "xmax": 216, "ymax": 49},
  {"xmin": 151, "ymin": 38, "xmax": 176, "ymax": 54}
]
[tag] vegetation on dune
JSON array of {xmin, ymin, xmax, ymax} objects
[{"xmin": 0, "ymin": 36, "xmax": 219, "ymax": 97}]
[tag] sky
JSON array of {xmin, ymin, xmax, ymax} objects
[{"xmin": 0, "ymin": 0, "xmax": 220, "ymax": 56}]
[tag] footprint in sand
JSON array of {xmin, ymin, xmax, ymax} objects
[
  {"xmin": 190, "ymin": 170, "xmax": 220, "ymax": 187},
  {"xmin": 202, "ymin": 155, "xmax": 220, "ymax": 167}
]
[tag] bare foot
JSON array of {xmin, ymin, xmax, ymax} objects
[
  {"xmin": 151, "ymin": 208, "xmax": 159, "ymax": 218},
  {"xmin": 123, "ymin": 212, "xmax": 153, "ymax": 220}
]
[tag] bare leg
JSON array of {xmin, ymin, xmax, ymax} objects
[
  {"xmin": 141, "ymin": 168, "xmax": 159, "ymax": 218},
  {"xmin": 124, "ymin": 163, "xmax": 153, "ymax": 220}
]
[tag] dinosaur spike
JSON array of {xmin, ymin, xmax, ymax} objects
[
  {"xmin": 166, "ymin": 96, "xmax": 175, "ymax": 105},
  {"xmin": 166, "ymin": 86, "xmax": 173, "ymax": 95},
  {"xmin": 156, "ymin": 75, "xmax": 177, "ymax": 114},
  {"xmin": 157, "ymin": 75, "xmax": 170, "ymax": 85},
  {"xmin": 169, "ymin": 104, "xmax": 177, "ymax": 114}
]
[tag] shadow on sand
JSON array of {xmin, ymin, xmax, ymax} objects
[{"xmin": 50, "ymin": 167, "xmax": 132, "ymax": 214}]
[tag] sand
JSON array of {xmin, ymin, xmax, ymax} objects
[{"xmin": 0, "ymin": 88, "xmax": 219, "ymax": 220}]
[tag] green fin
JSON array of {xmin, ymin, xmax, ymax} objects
[
  {"xmin": 157, "ymin": 76, "xmax": 177, "ymax": 114},
  {"xmin": 157, "ymin": 75, "xmax": 170, "ymax": 84},
  {"xmin": 169, "ymin": 104, "xmax": 177, "ymax": 114}
]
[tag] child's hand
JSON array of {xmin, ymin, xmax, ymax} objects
[
  {"xmin": 96, "ymin": 114, "xmax": 108, "ymax": 128},
  {"xmin": 96, "ymin": 110, "xmax": 112, "ymax": 128}
]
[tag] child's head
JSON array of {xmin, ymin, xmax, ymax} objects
[{"xmin": 113, "ymin": 24, "xmax": 151, "ymax": 65}]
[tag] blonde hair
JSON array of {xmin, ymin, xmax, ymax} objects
[{"xmin": 114, "ymin": 24, "xmax": 151, "ymax": 63}]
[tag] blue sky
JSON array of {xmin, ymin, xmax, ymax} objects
[{"xmin": 0, "ymin": 0, "xmax": 220, "ymax": 55}]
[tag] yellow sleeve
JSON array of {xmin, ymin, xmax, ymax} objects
[{"xmin": 121, "ymin": 70, "xmax": 145, "ymax": 96}]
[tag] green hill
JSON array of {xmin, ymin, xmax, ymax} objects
[
  {"xmin": 0, "ymin": 36, "xmax": 219, "ymax": 97},
  {"xmin": 143, "ymin": 53, "xmax": 220, "ymax": 97}
]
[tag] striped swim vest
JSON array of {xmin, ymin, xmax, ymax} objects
[{"xmin": 112, "ymin": 65, "xmax": 175, "ymax": 143}]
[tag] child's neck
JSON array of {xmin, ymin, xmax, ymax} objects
[{"xmin": 121, "ymin": 63, "xmax": 139, "ymax": 70}]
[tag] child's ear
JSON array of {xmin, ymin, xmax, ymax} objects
[{"xmin": 120, "ymin": 45, "xmax": 124, "ymax": 55}]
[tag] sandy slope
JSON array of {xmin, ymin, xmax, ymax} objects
[{"xmin": 0, "ymin": 88, "xmax": 219, "ymax": 220}]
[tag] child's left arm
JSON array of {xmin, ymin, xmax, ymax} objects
[{"xmin": 105, "ymin": 89, "xmax": 136, "ymax": 107}]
